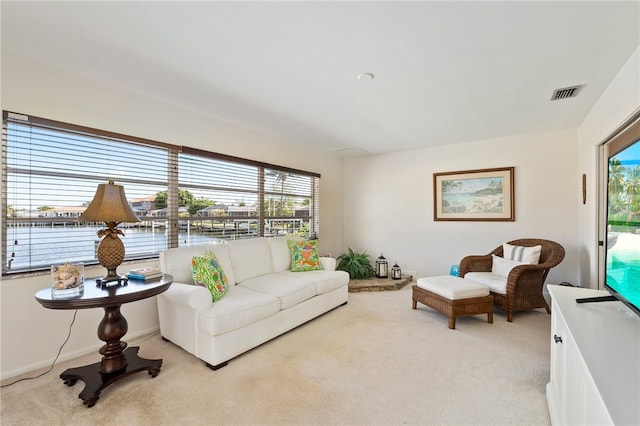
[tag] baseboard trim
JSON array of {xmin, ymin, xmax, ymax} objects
[{"xmin": 0, "ymin": 326, "xmax": 160, "ymax": 382}]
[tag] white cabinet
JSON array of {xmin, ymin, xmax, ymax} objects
[{"xmin": 547, "ymin": 285, "xmax": 640, "ymax": 426}]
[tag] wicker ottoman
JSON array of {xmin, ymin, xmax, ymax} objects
[{"xmin": 412, "ymin": 275, "xmax": 493, "ymax": 329}]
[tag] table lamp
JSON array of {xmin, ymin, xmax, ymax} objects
[{"xmin": 80, "ymin": 180, "xmax": 140, "ymax": 286}]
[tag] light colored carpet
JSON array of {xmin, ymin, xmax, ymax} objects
[{"xmin": 0, "ymin": 285, "xmax": 551, "ymax": 425}]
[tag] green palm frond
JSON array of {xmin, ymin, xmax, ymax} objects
[{"xmin": 336, "ymin": 248, "xmax": 375, "ymax": 279}]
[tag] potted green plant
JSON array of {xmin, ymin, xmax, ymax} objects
[{"xmin": 336, "ymin": 248, "xmax": 375, "ymax": 279}]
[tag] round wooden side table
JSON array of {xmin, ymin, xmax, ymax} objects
[{"xmin": 35, "ymin": 274, "xmax": 173, "ymax": 407}]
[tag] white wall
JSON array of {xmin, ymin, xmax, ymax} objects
[
  {"xmin": 0, "ymin": 54, "xmax": 345, "ymax": 379},
  {"xmin": 343, "ymin": 130, "xmax": 580, "ymax": 285},
  {"xmin": 577, "ymin": 46, "xmax": 640, "ymax": 289},
  {"xmin": 340, "ymin": 45, "xmax": 640, "ymax": 292}
]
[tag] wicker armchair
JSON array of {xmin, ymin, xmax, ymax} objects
[{"xmin": 458, "ymin": 238, "xmax": 565, "ymax": 322}]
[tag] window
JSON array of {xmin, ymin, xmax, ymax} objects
[
  {"xmin": 597, "ymin": 113, "xmax": 640, "ymax": 289},
  {"xmin": 2, "ymin": 111, "xmax": 320, "ymax": 276}
]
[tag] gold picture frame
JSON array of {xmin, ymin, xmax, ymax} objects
[{"xmin": 433, "ymin": 167, "xmax": 515, "ymax": 221}]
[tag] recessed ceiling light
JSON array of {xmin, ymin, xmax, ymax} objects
[{"xmin": 357, "ymin": 73, "xmax": 374, "ymax": 81}]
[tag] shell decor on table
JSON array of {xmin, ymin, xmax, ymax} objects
[{"xmin": 51, "ymin": 262, "xmax": 84, "ymax": 296}]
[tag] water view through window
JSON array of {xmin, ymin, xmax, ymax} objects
[{"xmin": 6, "ymin": 225, "xmax": 225, "ymax": 271}]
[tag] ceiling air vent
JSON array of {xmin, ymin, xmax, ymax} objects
[{"xmin": 551, "ymin": 85, "xmax": 582, "ymax": 101}]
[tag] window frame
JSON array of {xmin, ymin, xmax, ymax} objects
[{"xmin": 597, "ymin": 112, "xmax": 640, "ymax": 289}]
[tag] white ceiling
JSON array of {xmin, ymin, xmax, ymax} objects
[{"xmin": 2, "ymin": 1, "xmax": 639, "ymax": 157}]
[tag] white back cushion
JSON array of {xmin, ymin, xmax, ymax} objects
[
  {"xmin": 160, "ymin": 244, "xmax": 212, "ymax": 284},
  {"xmin": 269, "ymin": 236, "xmax": 291, "ymax": 273},
  {"xmin": 491, "ymin": 254, "xmax": 525, "ymax": 277},
  {"xmin": 319, "ymin": 257, "xmax": 337, "ymax": 271},
  {"xmin": 228, "ymin": 237, "xmax": 274, "ymax": 283},
  {"xmin": 503, "ymin": 243, "xmax": 541, "ymax": 264},
  {"xmin": 160, "ymin": 243, "xmax": 234, "ymax": 286}
]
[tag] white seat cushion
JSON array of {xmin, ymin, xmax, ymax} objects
[
  {"xmin": 277, "ymin": 269, "xmax": 349, "ymax": 295},
  {"xmin": 198, "ymin": 285, "xmax": 280, "ymax": 337},
  {"xmin": 416, "ymin": 275, "xmax": 489, "ymax": 300},
  {"xmin": 464, "ymin": 272, "xmax": 508, "ymax": 295},
  {"xmin": 239, "ymin": 273, "xmax": 317, "ymax": 310}
]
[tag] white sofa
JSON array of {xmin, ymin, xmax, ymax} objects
[{"xmin": 157, "ymin": 236, "xmax": 349, "ymax": 369}]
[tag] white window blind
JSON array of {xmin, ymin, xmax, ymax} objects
[
  {"xmin": 2, "ymin": 112, "xmax": 172, "ymax": 274},
  {"xmin": 178, "ymin": 151, "xmax": 260, "ymax": 242},
  {"xmin": 2, "ymin": 111, "xmax": 321, "ymax": 276},
  {"xmin": 177, "ymin": 148, "xmax": 320, "ymax": 242},
  {"xmin": 263, "ymin": 167, "xmax": 319, "ymax": 238}
]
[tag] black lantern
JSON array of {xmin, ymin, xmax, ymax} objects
[
  {"xmin": 391, "ymin": 262, "xmax": 402, "ymax": 280},
  {"xmin": 375, "ymin": 254, "xmax": 388, "ymax": 278}
]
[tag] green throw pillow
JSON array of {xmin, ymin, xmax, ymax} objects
[
  {"xmin": 191, "ymin": 250, "xmax": 229, "ymax": 302},
  {"xmin": 288, "ymin": 240, "xmax": 323, "ymax": 272}
]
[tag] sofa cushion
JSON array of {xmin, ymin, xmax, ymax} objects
[
  {"xmin": 277, "ymin": 270, "xmax": 349, "ymax": 295},
  {"xmin": 417, "ymin": 275, "xmax": 489, "ymax": 300},
  {"xmin": 464, "ymin": 272, "xmax": 508, "ymax": 294},
  {"xmin": 197, "ymin": 285, "xmax": 280, "ymax": 337},
  {"xmin": 288, "ymin": 240, "xmax": 323, "ymax": 272},
  {"xmin": 319, "ymin": 257, "xmax": 337, "ymax": 271},
  {"xmin": 239, "ymin": 273, "xmax": 317, "ymax": 310},
  {"xmin": 269, "ymin": 236, "xmax": 292, "ymax": 273},
  {"xmin": 192, "ymin": 250, "xmax": 230, "ymax": 302},
  {"xmin": 228, "ymin": 237, "xmax": 274, "ymax": 283},
  {"xmin": 161, "ymin": 243, "xmax": 234, "ymax": 285},
  {"xmin": 503, "ymin": 243, "xmax": 541, "ymax": 264},
  {"xmin": 491, "ymin": 254, "xmax": 526, "ymax": 278}
]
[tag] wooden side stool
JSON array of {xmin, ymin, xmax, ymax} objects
[{"xmin": 412, "ymin": 275, "xmax": 493, "ymax": 329}]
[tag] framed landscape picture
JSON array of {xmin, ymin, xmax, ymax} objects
[{"xmin": 433, "ymin": 167, "xmax": 515, "ymax": 221}]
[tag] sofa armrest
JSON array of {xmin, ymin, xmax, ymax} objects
[
  {"xmin": 162, "ymin": 282, "xmax": 213, "ymax": 311},
  {"xmin": 320, "ymin": 256, "xmax": 337, "ymax": 271}
]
